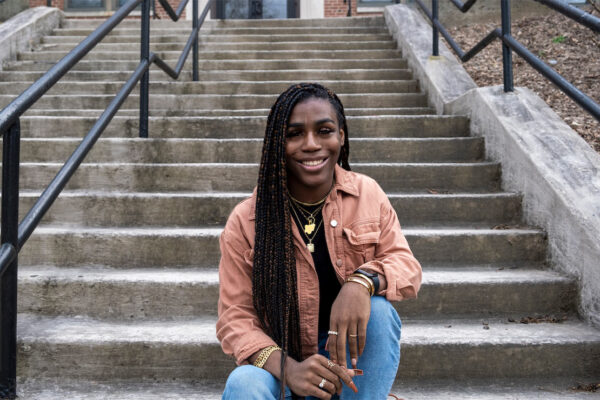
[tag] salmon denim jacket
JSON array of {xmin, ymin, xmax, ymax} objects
[{"xmin": 216, "ymin": 164, "xmax": 422, "ymax": 365}]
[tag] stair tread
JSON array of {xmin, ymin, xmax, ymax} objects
[{"xmin": 18, "ymin": 313, "xmax": 600, "ymax": 345}]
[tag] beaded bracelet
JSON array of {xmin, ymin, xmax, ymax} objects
[{"xmin": 253, "ymin": 345, "xmax": 282, "ymax": 369}]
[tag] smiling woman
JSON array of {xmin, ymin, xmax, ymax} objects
[{"xmin": 216, "ymin": 83, "xmax": 422, "ymax": 400}]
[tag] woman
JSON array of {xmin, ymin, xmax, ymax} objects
[{"xmin": 217, "ymin": 83, "xmax": 422, "ymax": 399}]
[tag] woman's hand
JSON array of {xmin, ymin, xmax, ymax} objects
[
  {"xmin": 284, "ymin": 354, "xmax": 357, "ymax": 399},
  {"xmin": 327, "ymin": 281, "xmax": 371, "ymax": 369}
]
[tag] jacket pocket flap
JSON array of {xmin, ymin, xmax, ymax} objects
[{"xmin": 343, "ymin": 227, "xmax": 381, "ymax": 245}]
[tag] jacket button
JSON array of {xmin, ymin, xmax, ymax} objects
[
  {"xmin": 330, "ymin": 219, "xmax": 338, "ymax": 227},
  {"xmin": 336, "ymin": 259, "xmax": 343, "ymax": 267}
]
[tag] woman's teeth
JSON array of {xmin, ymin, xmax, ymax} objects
[{"xmin": 302, "ymin": 159, "xmax": 325, "ymax": 166}]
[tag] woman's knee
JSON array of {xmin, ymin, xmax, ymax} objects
[
  {"xmin": 368, "ymin": 296, "xmax": 402, "ymax": 341},
  {"xmin": 223, "ymin": 365, "xmax": 279, "ymax": 399}
]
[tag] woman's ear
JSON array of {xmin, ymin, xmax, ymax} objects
[{"xmin": 340, "ymin": 128, "xmax": 345, "ymax": 146}]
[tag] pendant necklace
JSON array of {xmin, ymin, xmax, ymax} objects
[{"xmin": 289, "ymin": 201, "xmax": 324, "ymax": 253}]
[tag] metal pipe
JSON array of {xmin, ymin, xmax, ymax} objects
[
  {"xmin": 18, "ymin": 60, "xmax": 151, "ymax": 248},
  {"xmin": 432, "ymin": 0, "xmax": 439, "ymax": 56},
  {"xmin": 0, "ymin": 0, "xmax": 143, "ymax": 134},
  {"xmin": 156, "ymin": 0, "xmax": 190, "ymax": 21},
  {"xmin": 504, "ymin": 35, "xmax": 600, "ymax": 122},
  {"xmin": 193, "ymin": 0, "xmax": 198, "ymax": 81},
  {"xmin": 139, "ymin": 0, "xmax": 150, "ymax": 138},
  {"xmin": 534, "ymin": 0, "xmax": 600, "ymax": 33},
  {"xmin": 501, "ymin": 0, "xmax": 513, "ymax": 92},
  {"xmin": 448, "ymin": 0, "xmax": 478, "ymax": 12},
  {"xmin": 0, "ymin": 121, "xmax": 20, "ymax": 399}
]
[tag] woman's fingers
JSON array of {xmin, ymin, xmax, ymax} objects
[
  {"xmin": 358, "ymin": 320, "xmax": 368, "ymax": 357},
  {"xmin": 326, "ymin": 361, "xmax": 358, "ymax": 394},
  {"xmin": 348, "ymin": 329, "xmax": 359, "ymax": 368},
  {"xmin": 335, "ymin": 325, "xmax": 348, "ymax": 368}
]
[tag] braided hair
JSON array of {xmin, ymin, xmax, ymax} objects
[{"xmin": 252, "ymin": 83, "xmax": 350, "ymax": 398}]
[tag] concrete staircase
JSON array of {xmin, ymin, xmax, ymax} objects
[{"xmin": 1, "ymin": 15, "xmax": 599, "ymax": 399}]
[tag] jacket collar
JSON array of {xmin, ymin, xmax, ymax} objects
[{"xmin": 249, "ymin": 164, "xmax": 358, "ymax": 221}]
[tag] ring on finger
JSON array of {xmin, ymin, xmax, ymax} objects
[
  {"xmin": 328, "ymin": 330, "xmax": 338, "ymax": 336},
  {"xmin": 349, "ymin": 334, "xmax": 358, "ymax": 338},
  {"xmin": 327, "ymin": 360, "xmax": 336, "ymax": 369},
  {"xmin": 318, "ymin": 378, "xmax": 327, "ymax": 389}
]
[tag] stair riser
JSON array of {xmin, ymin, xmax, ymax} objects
[
  {"xmin": 52, "ymin": 27, "xmax": 389, "ymax": 36},
  {"xmin": 9, "ymin": 138, "xmax": 482, "ymax": 163},
  {"xmin": 18, "ymin": 275, "xmax": 576, "ymax": 319},
  {"xmin": 16, "ymin": 163, "xmax": 501, "ymax": 192},
  {"xmin": 17, "ymin": 340, "xmax": 598, "ymax": 381},
  {"xmin": 1, "ymin": 93, "xmax": 426, "ymax": 110},
  {"xmin": 13, "ymin": 194, "xmax": 522, "ymax": 227},
  {"xmin": 61, "ymin": 16, "xmax": 385, "ymax": 28},
  {"xmin": 43, "ymin": 34, "xmax": 393, "ymax": 44},
  {"xmin": 1, "ymin": 69, "xmax": 413, "ymax": 82},
  {"xmin": 19, "ymin": 230, "xmax": 545, "ymax": 268},
  {"xmin": 39, "ymin": 41, "xmax": 397, "ymax": 52},
  {"xmin": 10, "ymin": 59, "xmax": 408, "ymax": 72},
  {"xmin": 18, "ymin": 116, "xmax": 467, "ymax": 138},
  {"xmin": 0, "ymin": 80, "xmax": 418, "ymax": 96},
  {"xmin": 19, "ymin": 49, "xmax": 400, "ymax": 62}
]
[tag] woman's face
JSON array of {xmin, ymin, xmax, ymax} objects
[{"xmin": 285, "ymin": 97, "xmax": 345, "ymax": 203}]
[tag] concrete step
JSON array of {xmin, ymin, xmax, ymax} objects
[
  {"xmin": 21, "ymin": 106, "xmax": 436, "ymax": 117},
  {"xmin": 18, "ymin": 49, "xmax": 401, "ymax": 62},
  {"xmin": 18, "ymin": 115, "xmax": 468, "ymax": 138},
  {"xmin": 7, "ymin": 58, "xmax": 408, "ymax": 72},
  {"xmin": 19, "ymin": 227, "xmax": 545, "ymax": 268},
  {"xmin": 15, "ymin": 378, "xmax": 600, "ymax": 400},
  {"xmin": 0, "ymin": 68, "xmax": 413, "ymax": 82},
  {"xmin": 18, "ymin": 266, "xmax": 576, "ymax": 320},
  {"xmin": 36, "ymin": 40, "xmax": 397, "ymax": 52},
  {"xmin": 60, "ymin": 16, "xmax": 385, "ymax": 29},
  {"xmin": 42, "ymin": 33, "xmax": 393, "ymax": 44},
  {"xmin": 0, "ymin": 79, "xmax": 419, "ymax": 96},
  {"xmin": 10, "ymin": 137, "xmax": 482, "ymax": 163},
  {"xmin": 0, "ymin": 92, "xmax": 426, "ymax": 110},
  {"xmin": 15, "ymin": 162, "xmax": 501, "ymax": 192},
  {"xmin": 12, "ymin": 191, "xmax": 522, "ymax": 228},
  {"xmin": 51, "ymin": 26, "xmax": 389, "ymax": 36},
  {"xmin": 16, "ymin": 314, "xmax": 600, "ymax": 381}
]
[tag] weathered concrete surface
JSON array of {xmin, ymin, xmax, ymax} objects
[
  {"xmin": 0, "ymin": 7, "xmax": 62, "ymax": 71},
  {"xmin": 384, "ymin": 4, "xmax": 476, "ymax": 114},
  {"xmin": 0, "ymin": 0, "xmax": 28, "ymax": 22},
  {"xmin": 386, "ymin": 2, "xmax": 600, "ymax": 327},
  {"xmin": 447, "ymin": 86, "xmax": 600, "ymax": 327}
]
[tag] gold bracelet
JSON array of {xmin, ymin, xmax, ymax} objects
[
  {"xmin": 349, "ymin": 273, "xmax": 375, "ymax": 296},
  {"xmin": 345, "ymin": 276, "xmax": 373, "ymax": 296},
  {"xmin": 253, "ymin": 345, "xmax": 281, "ymax": 369}
]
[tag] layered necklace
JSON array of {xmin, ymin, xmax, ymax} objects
[{"xmin": 288, "ymin": 189, "xmax": 330, "ymax": 253}]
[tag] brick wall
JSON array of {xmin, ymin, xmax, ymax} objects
[
  {"xmin": 324, "ymin": 0, "xmax": 356, "ymax": 17},
  {"xmin": 29, "ymin": 0, "xmax": 184, "ymax": 18}
]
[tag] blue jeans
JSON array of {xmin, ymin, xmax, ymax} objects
[{"xmin": 222, "ymin": 296, "xmax": 401, "ymax": 399}]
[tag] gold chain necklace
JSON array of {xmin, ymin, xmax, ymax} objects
[
  {"xmin": 290, "ymin": 200, "xmax": 325, "ymax": 235},
  {"xmin": 289, "ymin": 201, "xmax": 324, "ymax": 253}
]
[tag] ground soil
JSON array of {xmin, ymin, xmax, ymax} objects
[{"xmin": 445, "ymin": 4, "xmax": 600, "ymax": 153}]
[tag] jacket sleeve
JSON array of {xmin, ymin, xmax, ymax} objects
[
  {"xmin": 216, "ymin": 214, "xmax": 277, "ymax": 365},
  {"xmin": 360, "ymin": 190, "xmax": 422, "ymax": 302}
]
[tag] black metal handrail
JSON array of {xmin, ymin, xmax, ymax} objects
[
  {"xmin": 0, "ymin": 0, "xmax": 215, "ymax": 397},
  {"xmin": 414, "ymin": 0, "xmax": 600, "ymax": 123}
]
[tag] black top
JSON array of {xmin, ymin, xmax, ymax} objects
[{"xmin": 290, "ymin": 202, "xmax": 341, "ymax": 332}]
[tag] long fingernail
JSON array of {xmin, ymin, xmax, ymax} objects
[
  {"xmin": 349, "ymin": 381, "xmax": 358, "ymax": 393},
  {"xmin": 351, "ymin": 358, "xmax": 357, "ymax": 368},
  {"xmin": 325, "ymin": 337, "xmax": 329, "ymax": 351},
  {"xmin": 350, "ymin": 369, "xmax": 363, "ymax": 376}
]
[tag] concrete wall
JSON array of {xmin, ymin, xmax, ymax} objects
[
  {"xmin": 400, "ymin": 0, "xmax": 550, "ymax": 27},
  {"xmin": 301, "ymin": 0, "xmax": 324, "ymax": 18},
  {"xmin": 385, "ymin": 3, "xmax": 600, "ymax": 327},
  {"xmin": 0, "ymin": 6, "xmax": 63, "ymax": 71},
  {"xmin": 0, "ymin": 0, "xmax": 29, "ymax": 21}
]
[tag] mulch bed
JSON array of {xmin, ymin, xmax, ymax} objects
[{"xmin": 444, "ymin": 4, "xmax": 600, "ymax": 153}]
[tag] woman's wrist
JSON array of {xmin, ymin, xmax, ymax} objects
[{"xmin": 345, "ymin": 274, "xmax": 374, "ymax": 296}]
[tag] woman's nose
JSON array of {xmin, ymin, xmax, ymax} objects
[{"xmin": 302, "ymin": 132, "xmax": 321, "ymax": 151}]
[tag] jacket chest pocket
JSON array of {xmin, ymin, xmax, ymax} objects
[{"xmin": 342, "ymin": 220, "xmax": 381, "ymax": 270}]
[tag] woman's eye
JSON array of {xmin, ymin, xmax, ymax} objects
[
  {"xmin": 319, "ymin": 128, "xmax": 332, "ymax": 134},
  {"xmin": 286, "ymin": 131, "xmax": 301, "ymax": 137}
]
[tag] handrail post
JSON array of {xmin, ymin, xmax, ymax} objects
[
  {"xmin": 192, "ymin": 0, "xmax": 198, "ymax": 81},
  {"xmin": 0, "ymin": 121, "xmax": 20, "ymax": 400},
  {"xmin": 140, "ymin": 0, "xmax": 151, "ymax": 138},
  {"xmin": 501, "ymin": 0, "xmax": 514, "ymax": 91},
  {"xmin": 347, "ymin": 0, "xmax": 352, "ymax": 17},
  {"xmin": 432, "ymin": 0, "xmax": 439, "ymax": 56}
]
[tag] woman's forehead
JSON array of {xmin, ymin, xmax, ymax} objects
[{"xmin": 289, "ymin": 98, "xmax": 337, "ymax": 123}]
